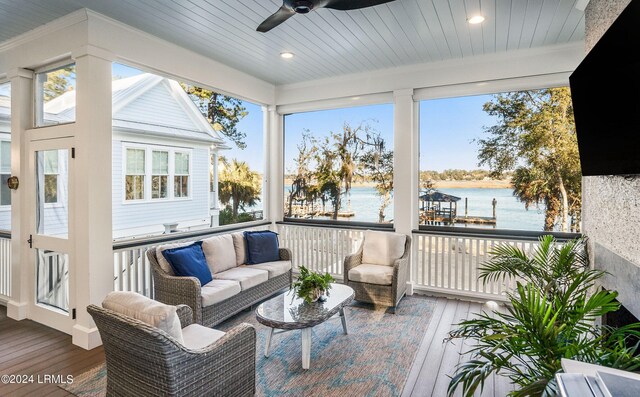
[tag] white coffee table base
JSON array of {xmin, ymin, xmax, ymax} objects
[{"xmin": 263, "ymin": 307, "xmax": 349, "ymax": 370}]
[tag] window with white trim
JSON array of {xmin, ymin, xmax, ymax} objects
[
  {"xmin": 43, "ymin": 150, "xmax": 59, "ymax": 204},
  {"xmin": 35, "ymin": 63, "xmax": 76, "ymax": 127},
  {"xmin": 124, "ymin": 145, "xmax": 191, "ymax": 202},
  {"xmin": 174, "ymin": 152, "xmax": 189, "ymax": 198},
  {"xmin": 151, "ymin": 150, "xmax": 169, "ymax": 199},
  {"xmin": 125, "ymin": 148, "xmax": 145, "ymax": 201}
]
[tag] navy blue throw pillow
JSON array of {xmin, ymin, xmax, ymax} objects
[
  {"xmin": 244, "ymin": 231, "xmax": 280, "ymax": 265},
  {"xmin": 161, "ymin": 241, "xmax": 212, "ymax": 286}
]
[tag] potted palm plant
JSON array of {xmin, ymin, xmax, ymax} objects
[
  {"xmin": 448, "ymin": 235, "xmax": 640, "ymax": 397},
  {"xmin": 292, "ymin": 265, "xmax": 335, "ymax": 304}
]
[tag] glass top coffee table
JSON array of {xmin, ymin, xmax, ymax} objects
[{"xmin": 256, "ymin": 283, "xmax": 354, "ymax": 370}]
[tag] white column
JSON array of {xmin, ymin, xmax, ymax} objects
[
  {"xmin": 393, "ymin": 89, "xmax": 418, "ymax": 293},
  {"xmin": 71, "ymin": 49, "xmax": 114, "ymax": 349},
  {"xmin": 7, "ymin": 68, "xmax": 33, "ymax": 320},
  {"xmin": 264, "ymin": 105, "xmax": 284, "ymax": 226},
  {"xmin": 210, "ymin": 149, "xmax": 220, "ymax": 227}
]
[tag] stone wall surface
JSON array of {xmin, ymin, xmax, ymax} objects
[{"xmin": 582, "ymin": 0, "xmax": 640, "ymax": 317}]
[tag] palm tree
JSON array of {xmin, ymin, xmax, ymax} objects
[{"xmin": 218, "ymin": 157, "xmax": 261, "ymax": 220}]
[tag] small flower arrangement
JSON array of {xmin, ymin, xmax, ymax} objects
[{"xmin": 292, "ymin": 265, "xmax": 335, "ymax": 304}]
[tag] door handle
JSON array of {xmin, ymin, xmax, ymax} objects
[{"xmin": 27, "ymin": 234, "xmax": 32, "ymax": 249}]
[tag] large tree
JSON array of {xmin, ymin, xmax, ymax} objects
[
  {"xmin": 359, "ymin": 137, "xmax": 393, "ymax": 223},
  {"xmin": 477, "ymin": 88, "xmax": 581, "ymax": 232},
  {"xmin": 218, "ymin": 157, "xmax": 261, "ymax": 220},
  {"xmin": 181, "ymin": 85, "xmax": 248, "ymax": 149},
  {"xmin": 43, "ymin": 66, "xmax": 75, "ymax": 102}
]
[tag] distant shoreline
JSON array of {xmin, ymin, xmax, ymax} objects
[{"xmin": 284, "ymin": 178, "xmax": 513, "ymax": 189}]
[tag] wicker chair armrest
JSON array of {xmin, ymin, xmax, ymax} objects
[
  {"xmin": 279, "ymin": 247, "xmax": 292, "ymax": 261},
  {"xmin": 343, "ymin": 244, "xmax": 364, "ymax": 281},
  {"xmin": 176, "ymin": 305, "xmax": 193, "ymax": 328},
  {"xmin": 392, "ymin": 236, "xmax": 411, "ymax": 298},
  {"xmin": 153, "ymin": 271, "xmax": 202, "ymax": 324},
  {"xmin": 177, "ymin": 323, "xmax": 257, "ymax": 395}
]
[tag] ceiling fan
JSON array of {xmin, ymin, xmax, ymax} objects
[{"xmin": 257, "ymin": 0, "xmax": 396, "ymax": 33}]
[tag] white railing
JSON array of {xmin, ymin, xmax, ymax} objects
[
  {"xmin": 0, "ymin": 233, "xmax": 11, "ymax": 300},
  {"xmin": 112, "ymin": 222, "xmax": 271, "ymax": 298},
  {"xmin": 277, "ymin": 222, "xmax": 579, "ymax": 302},
  {"xmin": 277, "ymin": 223, "xmax": 367, "ymax": 277},
  {"xmin": 411, "ymin": 232, "xmax": 538, "ymax": 301}
]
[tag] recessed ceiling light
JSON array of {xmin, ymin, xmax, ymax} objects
[
  {"xmin": 280, "ymin": 52, "xmax": 295, "ymax": 59},
  {"xmin": 467, "ymin": 15, "xmax": 485, "ymax": 24}
]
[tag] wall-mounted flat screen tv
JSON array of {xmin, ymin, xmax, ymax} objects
[{"xmin": 569, "ymin": 0, "xmax": 640, "ymax": 176}]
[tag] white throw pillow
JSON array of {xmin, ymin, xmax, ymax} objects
[
  {"xmin": 231, "ymin": 232, "xmax": 247, "ymax": 266},
  {"xmin": 102, "ymin": 291, "xmax": 184, "ymax": 344},
  {"xmin": 361, "ymin": 230, "xmax": 406, "ymax": 267},
  {"xmin": 202, "ymin": 234, "xmax": 236, "ymax": 274}
]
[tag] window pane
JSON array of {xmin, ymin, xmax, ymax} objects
[
  {"xmin": 126, "ymin": 175, "xmax": 144, "ymax": 200},
  {"xmin": 175, "ymin": 152, "xmax": 189, "ymax": 175},
  {"xmin": 152, "ymin": 175, "xmax": 168, "ymax": 199},
  {"xmin": 418, "ymin": 88, "xmax": 581, "ymax": 232},
  {"xmin": 44, "ymin": 150, "xmax": 58, "ymax": 174},
  {"xmin": 283, "ymin": 104, "xmax": 394, "ymax": 224},
  {"xmin": 36, "ymin": 64, "xmax": 76, "ymax": 127},
  {"xmin": 1, "ymin": 174, "xmax": 10, "ymax": 206},
  {"xmin": 174, "ymin": 175, "xmax": 188, "ymax": 198},
  {"xmin": 0, "ymin": 141, "xmax": 10, "ymax": 173},
  {"xmin": 36, "ymin": 149, "xmax": 68, "ymax": 237},
  {"xmin": 152, "ymin": 151, "xmax": 168, "ymax": 174},
  {"xmin": 44, "ymin": 175, "xmax": 58, "ymax": 203},
  {"xmin": 126, "ymin": 149, "xmax": 145, "ymax": 174}
]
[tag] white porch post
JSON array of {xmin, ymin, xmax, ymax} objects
[
  {"xmin": 210, "ymin": 149, "xmax": 219, "ymax": 227},
  {"xmin": 71, "ymin": 49, "xmax": 114, "ymax": 349},
  {"xmin": 6, "ymin": 68, "xmax": 33, "ymax": 320},
  {"xmin": 265, "ymin": 105, "xmax": 283, "ymax": 226},
  {"xmin": 393, "ymin": 89, "xmax": 418, "ymax": 294}
]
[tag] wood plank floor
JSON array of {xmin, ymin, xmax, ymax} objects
[
  {"xmin": 0, "ymin": 298, "xmax": 513, "ymax": 397},
  {"xmin": 0, "ymin": 305, "xmax": 104, "ymax": 397},
  {"xmin": 403, "ymin": 297, "xmax": 514, "ymax": 397}
]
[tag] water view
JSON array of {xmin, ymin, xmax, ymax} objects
[{"xmin": 284, "ymin": 185, "xmax": 547, "ymax": 232}]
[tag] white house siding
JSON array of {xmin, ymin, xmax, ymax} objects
[
  {"xmin": 114, "ymin": 82, "xmax": 196, "ymax": 131},
  {"xmin": 112, "ymin": 140, "xmax": 211, "ymax": 239},
  {"xmin": 0, "ymin": 130, "xmax": 10, "ymax": 231}
]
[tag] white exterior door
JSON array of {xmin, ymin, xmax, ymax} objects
[{"xmin": 27, "ymin": 136, "xmax": 75, "ymax": 333}]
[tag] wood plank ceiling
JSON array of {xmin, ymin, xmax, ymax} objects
[{"xmin": 0, "ymin": 0, "xmax": 585, "ymax": 85}]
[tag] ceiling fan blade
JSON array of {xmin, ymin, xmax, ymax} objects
[
  {"xmin": 257, "ymin": 6, "xmax": 296, "ymax": 32},
  {"xmin": 325, "ymin": 0, "xmax": 396, "ymax": 11}
]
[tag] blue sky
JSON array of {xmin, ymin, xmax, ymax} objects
[{"xmin": 113, "ymin": 63, "xmax": 499, "ymax": 174}]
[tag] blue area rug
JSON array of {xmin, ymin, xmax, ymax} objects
[
  {"xmin": 61, "ymin": 295, "xmax": 436, "ymax": 397},
  {"xmin": 219, "ymin": 295, "xmax": 436, "ymax": 397}
]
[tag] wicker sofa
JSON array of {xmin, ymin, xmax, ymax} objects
[
  {"xmin": 344, "ymin": 230, "xmax": 411, "ymax": 312},
  {"xmin": 88, "ymin": 298, "xmax": 256, "ymax": 397},
  {"xmin": 147, "ymin": 231, "xmax": 292, "ymax": 327}
]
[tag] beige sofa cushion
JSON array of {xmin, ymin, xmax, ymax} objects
[
  {"xmin": 348, "ymin": 264, "xmax": 393, "ymax": 286},
  {"xmin": 155, "ymin": 241, "xmax": 194, "ymax": 275},
  {"xmin": 216, "ymin": 267, "xmax": 268, "ymax": 290},
  {"xmin": 102, "ymin": 291, "xmax": 184, "ymax": 344},
  {"xmin": 202, "ymin": 234, "xmax": 236, "ymax": 274},
  {"xmin": 181, "ymin": 324, "xmax": 226, "ymax": 350},
  {"xmin": 248, "ymin": 260, "xmax": 291, "ymax": 279},
  {"xmin": 201, "ymin": 279, "xmax": 241, "ymax": 307},
  {"xmin": 232, "ymin": 232, "xmax": 247, "ymax": 266},
  {"xmin": 361, "ymin": 230, "xmax": 406, "ymax": 266}
]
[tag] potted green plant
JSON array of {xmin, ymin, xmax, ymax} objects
[
  {"xmin": 447, "ymin": 236, "xmax": 640, "ymax": 397},
  {"xmin": 292, "ymin": 265, "xmax": 335, "ymax": 304}
]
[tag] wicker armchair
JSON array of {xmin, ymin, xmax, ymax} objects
[
  {"xmin": 343, "ymin": 233, "xmax": 411, "ymax": 313},
  {"xmin": 88, "ymin": 304, "xmax": 256, "ymax": 397}
]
